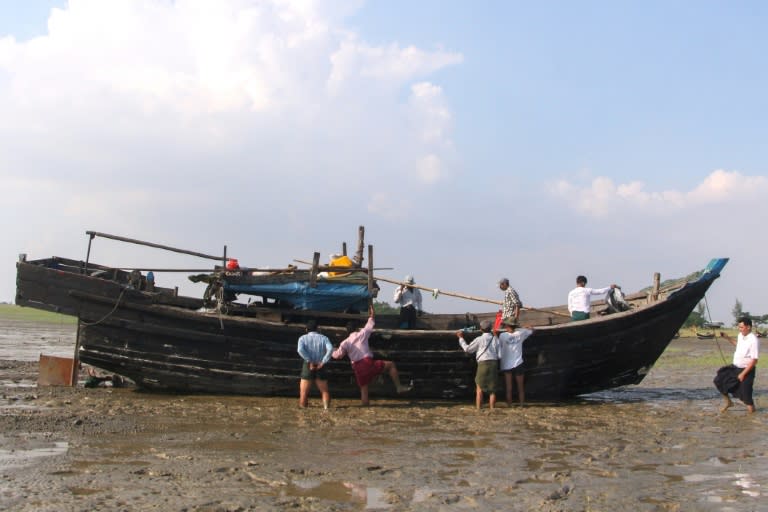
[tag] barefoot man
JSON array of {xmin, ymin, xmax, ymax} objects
[
  {"xmin": 715, "ymin": 316, "xmax": 759, "ymax": 413},
  {"xmin": 332, "ymin": 305, "xmax": 412, "ymax": 406},
  {"xmin": 297, "ymin": 319, "xmax": 333, "ymax": 409}
]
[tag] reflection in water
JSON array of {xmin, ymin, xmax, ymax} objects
[{"xmin": 684, "ymin": 472, "xmax": 762, "ymax": 498}]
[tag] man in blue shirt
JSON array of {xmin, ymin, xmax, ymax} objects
[{"xmin": 297, "ymin": 320, "xmax": 334, "ymax": 409}]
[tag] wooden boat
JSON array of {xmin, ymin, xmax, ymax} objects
[
  {"xmin": 696, "ymin": 332, "xmax": 716, "ymax": 340},
  {"xmin": 14, "ymin": 231, "xmax": 729, "ymax": 401}
]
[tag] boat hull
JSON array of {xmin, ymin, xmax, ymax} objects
[{"xmin": 15, "ymin": 256, "xmax": 727, "ymax": 400}]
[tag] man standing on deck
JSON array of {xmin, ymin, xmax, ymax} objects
[
  {"xmin": 497, "ymin": 278, "xmax": 522, "ymax": 329},
  {"xmin": 715, "ymin": 317, "xmax": 759, "ymax": 413},
  {"xmin": 297, "ymin": 320, "xmax": 333, "ymax": 409},
  {"xmin": 567, "ymin": 275, "xmax": 616, "ymax": 321},
  {"xmin": 393, "ymin": 275, "xmax": 422, "ymax": 329}
]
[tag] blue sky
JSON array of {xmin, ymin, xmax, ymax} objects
[{"xmin": 1, "ymin": 1, "xmax": 766, "ymax": 323}]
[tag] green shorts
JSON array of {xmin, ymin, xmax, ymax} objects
[{"xmin": 300, "ymin": 361, "xmax": 329, "ymax": 381}]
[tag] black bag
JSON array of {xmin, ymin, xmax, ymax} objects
[{"xmin": 713, "ymin": 365, "xmax": 740, "ymax": 394}]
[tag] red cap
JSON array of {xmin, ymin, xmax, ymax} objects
[{"xmin": 226, "ymin": 258, "xmax": 239, "ymax": 270}]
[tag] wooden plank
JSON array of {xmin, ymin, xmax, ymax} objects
[{"xmin": 38, "ymin": 354, "xmax": 75, "ymax": 387}]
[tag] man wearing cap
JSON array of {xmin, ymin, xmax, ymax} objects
[
  {"xmin": 457, "ymin": 320, "xmax": 501, "ymax": 409},
  {"xmin": 393, "ymin": 275, "xmax": 423, "ymax": 329},
  {"xmin": 497, "ymin": 319, "xmax": 534, "ymax": 407},
  {"xmin": 497, "ymin": 278, "xmax": 522, "ymax": 329}
]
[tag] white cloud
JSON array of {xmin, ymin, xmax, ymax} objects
[
  {"xmin": 0, "ymin": 0, "xmax": 464, "ymax": 303},
  {"xmin": 416, "ymin": 154, "xmax": 441, "ymax": 184},
  {"xmin": 327, "ymin": 38, "xmax": 462, "ymax": 95},
  {"xmin": 550, "ymin": 170, "xmax": 768, "ymax": 217}
]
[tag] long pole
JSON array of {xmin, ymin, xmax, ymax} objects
[
  {"xmin": 375, "ymin": 275, "xmax": 500, "ymax": 305},
  {"xmin": 376, "ymin": 275, "xmax": 571, "ymax": 318},
  {"xmin": 86, "ymin": 231, "xmax": 224, "ymax": 261}
]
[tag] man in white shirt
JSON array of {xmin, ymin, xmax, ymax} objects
[
  {"xmin": 497, "ymin": 319, "xmax": 534, "ymax": 406},
  {"xmin": 567, "ymin": 275, "xmax": 616, "ymax": 321},
  {"xmin": 393, "ymin": 275, "xmax": 423, "ymax": 329},
  {"xmin": 716, "ymin": 317, "xmax": 759, "ymax": 413}
]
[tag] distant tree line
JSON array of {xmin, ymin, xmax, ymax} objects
[
  {"xmin": 730, "ymin": 298, "xmax": 768, "ymax": 328},
  {"xmin": 373, "ymin": 300, "xmax": 400, "ymax": 315},
  {"xmin": 683, "ymin": 298, "xmax": 767, "ymax": 330}
]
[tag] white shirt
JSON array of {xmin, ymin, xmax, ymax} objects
[
  {"xmin": 393, "ymin": 286, "xmax": 422, "ymax": 311},
  {"xmin": 567, "ymin": 286, "xmax": 612, "ymax": 314},
  {"xmin": 499, "ymin": 328, "xmax": 533, "ymax": 371},
  {"xmin": 733, "ymin": 332, "xmax": 759, "ymax": 368},
  {"xmin": 458, "ymin": 332, "xmax": 500, "ymax": 362}
]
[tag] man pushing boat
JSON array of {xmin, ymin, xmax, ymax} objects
[{"xmin": 332, "ymin": 305, "xmax": 412, "ymax": 406}]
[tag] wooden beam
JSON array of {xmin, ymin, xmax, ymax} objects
[
  {"xmin": 367, "ymin": 245, "xmax": 374, "ymax": 293},
  {"xmin": 86, "ymin": 231, "xmax": 223, "ymax": 261},
  {"xmin": 354, "ymin": 226, "xmax": 365, "ymax": 266},
  {"xmin": 310, "ymin": 252, "xmax": 320, "ymax": 288}
]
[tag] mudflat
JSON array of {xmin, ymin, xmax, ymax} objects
[{"xmin": 1, "ymin": 334, "xmax": 765, "ymax": 511}]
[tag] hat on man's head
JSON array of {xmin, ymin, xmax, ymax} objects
[
  {"xmin": 479, "ymin": 319, "xmax": 492, "ymax": 330},
  {"xmin": 404, "ymin": 275, "xmax": 415, "ymax": 284},
  {"xmin": 498, "ymin": 278, "xmax": 509, "ymax": 286},
  {"xmin": 501, "ymin": 318, "xmax": 518, "ymax": 328}
]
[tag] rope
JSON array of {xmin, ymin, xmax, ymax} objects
[
  {"xmin": 216, "ymin": 285, "xmax": 225, "ymax": 330},
  {"xmin": 702, "ymin": 295, "xmax": 729, "ymax": 364},
  {"xmin": 79, "ymin": 288, "xmax": 128, "ymax": 326}
]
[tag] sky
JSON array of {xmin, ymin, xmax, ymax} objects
[{"xmin": 1, "ymin": 0, "xmax": 766, "ymax": 324}]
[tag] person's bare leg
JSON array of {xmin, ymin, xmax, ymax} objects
[
  {"xmin": 516, "ymin": 374, "xmax": 525, "ymax": 405},
  {"xmin": 299, "ymin": 379, "xmax": 311, "ymax": 408},
  {"xmin": 360, "ymin": 385, "xmax": 370, "ymax": 406},
  {"xmin": 316, "ymin": 379, "xmax": 330, "ymax": 410},
  {"xmin": 720, "ymin": 393, "xmax": 733, "ymax": 413},
  {"xmin": 489, "ymin": 392, "xmax": 496, "ymax": 410},
  {"xmin": 384, "ymin": 361, "xmax": 411, "ymax": 393},
  {"xmin": 504, "ymin": 373, "xmax": 513, "ymax": 406},
  {"xmin": 475, "ymin": 386, "xmax": 483, "ymax": 409},
  {"xmin": 747, "ymin": 403, "xmax": 756, "ymax": 413}
]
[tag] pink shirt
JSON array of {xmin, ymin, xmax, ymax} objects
[{"xmin": 332, "ymin": 316, "xmax": 375, "ymax": 363}]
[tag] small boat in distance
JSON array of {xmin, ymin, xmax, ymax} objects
[{"xmin": 15, "ymin": 229, "xmax": 729, "ymax": 401}]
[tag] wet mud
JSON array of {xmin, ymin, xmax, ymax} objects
[{"xmin": 0, "ymin": 331, "xmax": 766, "ymax": 511}]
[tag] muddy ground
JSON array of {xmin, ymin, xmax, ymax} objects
[{"xmin": 0, "ymin": 336, "xmax": 765, "ymax": 511}]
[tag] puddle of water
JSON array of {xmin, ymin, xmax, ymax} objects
[
  {"xmin": 0, "ymin": 403, "xmax": 42, "ymax": 411},
  {"xmin": 68, "ymin": 486, "xmax": 101, "ymax": 496},
  {"xmin": 283, "ymin": 479, "xmax": 391, "ymax": 508},
  {"xmin": 0, "ymin": 380, "xmax": 37, "ymax": 388},
  {"xmin": 0, "ymin": 440, "xmax": 69, "ymax": 469},
  {"xmin": 0, "ymin": 321, "xmax": 76, "ymax": 362}
]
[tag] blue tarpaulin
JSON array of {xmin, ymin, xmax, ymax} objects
[{"xmin": 223, "ymin": 280, "xmax": 371, "ymax": 311}]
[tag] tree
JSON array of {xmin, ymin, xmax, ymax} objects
[
  {"xmin": 372, "ymin": 300, "xmax": 399, "ymax": 315},
  {"xmin": 732, "ymin": 299, "xmax": 743, "ymax": 326},
  {"xmin": 683, "ymin": 301, "xmax": 707, "ymax": 328}
]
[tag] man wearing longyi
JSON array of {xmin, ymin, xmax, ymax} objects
[{"xmin": 715, "ymin": 317, "xmax": 759, "ymax": 414}]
